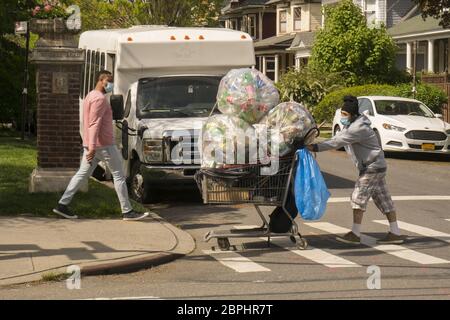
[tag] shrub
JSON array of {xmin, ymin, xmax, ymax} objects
[
  {"xmin": 314, "ymin": 84, "xmax": 395, "ymax": 123},
  {"xmin": 313, "ymin": 83, "xmax": 448, "ymax": 123},
  {"xmin": 393, "ymin": 83, "xmax": 448, "ymax": 113},
  {"xmin": 276, "ymin": 67, "xmax": 349, "ymax": 109}
]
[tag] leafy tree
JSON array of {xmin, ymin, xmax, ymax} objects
[
  {"xmin": 0, "ymin": 1, "xmax": 38, "ymax": 129},
  {"xmin": 414, "ymin": 0, "xmax": 450, "ymax": 28},
  {"xmin": 60, "ymin": 0, "xmax": 224, "ymax": 30},
  {"xmin": 308, "ymin": 0, "xmax": 399, "ymax": 85}
]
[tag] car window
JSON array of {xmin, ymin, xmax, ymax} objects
[
  {"xmin": 358, "ymin": 98, "xmax": 374, "ymax": 116},
  {"xmin": 375, "ymin": 100, "xmax": 434, "ymax": 118}
]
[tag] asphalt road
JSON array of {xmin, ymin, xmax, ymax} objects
[{"xmin": 1, "ymin": 150, "xmax": 449, "ymax": 300}]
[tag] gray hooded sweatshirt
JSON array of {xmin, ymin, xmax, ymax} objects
[{"xmin": 317, "ymin": 115, "xmax": 387, "ymax": 173}]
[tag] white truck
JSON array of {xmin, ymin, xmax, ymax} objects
[{"xmin": 78, "ymin": 26, "xmax": 255, "ymax": 202}]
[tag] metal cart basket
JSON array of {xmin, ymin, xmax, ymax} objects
[{"xmin": 195, "ymin": 154, "xmax": 308, "ymax": 251}]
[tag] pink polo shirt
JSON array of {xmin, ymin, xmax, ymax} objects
[{"xmin": 82, "ymin": 90, "xmax": 114, "ymax": 151}]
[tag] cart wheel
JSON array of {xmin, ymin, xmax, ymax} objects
[
  {"xmin": 290, "ymin": 235, "xmax": 297, "ymax": 244},
  {"xmin": 217, "ymin": 238, "xmax": 231, "ymax": 251},
  {"xmin": 297, "ymin": 237, "xmax": 308, "ymax": 250}
]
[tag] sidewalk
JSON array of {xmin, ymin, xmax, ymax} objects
[{"xmin": 0, "ymin": 212, "xmax": 195, "ymax": 286}]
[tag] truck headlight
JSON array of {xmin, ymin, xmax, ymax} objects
[
  {"xmin": 382, "ymin": 123, "xmax": 406, "ymax": 132},
  {"xmin": 143, "ymin": 139, "xmax": 163, "ymax": 163}
]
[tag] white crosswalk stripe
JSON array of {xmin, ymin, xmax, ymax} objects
[
  {"xmin": 304, "ymin": 222, "xmax": 449, "ymax": 265},
  {"xmin": 235, "ymin": 225, "xmax": 361, "ymax": 268},
  {"xmin": 446, "ymin": 219, "xmax": 450, "ymax": 222},
  {"xmin": 373, "ymin": 220, "xmax": 450, "ymax": 244},
  {"xmin": 329, "ymin": 196, "xmax": 450, "ymax": 203},
  {"xmin": 262, "ymin": 237, "xmax": 361, "ymax": 268},
  {"xmin": 203, "ymin": 250, "xmax": 271, "ymax": 273}
]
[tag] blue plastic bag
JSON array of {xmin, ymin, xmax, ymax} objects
[{"xmin": 294, "ymin": 148, "xmax": 331, "ymax": 221}]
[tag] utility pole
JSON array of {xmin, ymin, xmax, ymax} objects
[
  {"xmin": 412, "ymin": 40, "xmax": 418, "ymax": 100},
  {"xmin": 21, "ymin": 21, "xmax": 30, "ymax": 140}
]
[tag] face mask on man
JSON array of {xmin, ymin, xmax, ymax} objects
[
  {"xmin": 340, "ymin": 116, "xmax": 351, "ymax": 126},
  {"xmin": 105, "ymin": 82, "xmax": 114, "ymax": 93}
]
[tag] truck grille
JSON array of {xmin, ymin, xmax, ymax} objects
[
  {"xmin": 164, "ymin": 129, "xmax": 201, "ymax": 165},
  {"xmin": 405, "ymin": 130, "xmax": 447, "ymax": 141}
]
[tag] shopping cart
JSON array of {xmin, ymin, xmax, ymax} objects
[{"xmin": 195, "ymin": 151, "xmax": 309, "ymax": 251}]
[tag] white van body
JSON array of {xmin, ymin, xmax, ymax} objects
[{"xmin": 78, "ymin": 26, "xmax": 255, "ymax": 202}]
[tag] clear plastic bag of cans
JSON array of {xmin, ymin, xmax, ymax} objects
[
  {"xmin": 261, "ymin": 102, "xmax": 316, "ymax": 156},
  {"xmin": 216, "ymin": 68, "xmax": 280, "ymax": 124}
]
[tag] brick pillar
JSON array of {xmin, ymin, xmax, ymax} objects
[{"xmin": 29, "ymin": 18, "xmax": 86, "ymax": 193}]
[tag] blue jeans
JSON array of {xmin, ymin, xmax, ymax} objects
[{"xmin": 59, "ymin": 145, "xmax": 133, "ymax": 214}]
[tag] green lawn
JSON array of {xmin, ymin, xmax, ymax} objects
[{"xmin": 0, "ymin": 135, "xmax": 145, "ymax": 218}]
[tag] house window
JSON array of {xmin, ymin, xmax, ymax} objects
[
  {"xmin": 248, "ymin": 14, "xmax": 257, "ymax": 38},
  {"xmin": 265, "ymin": 56, "xmax": 276, "ymax": 81},
  {"xmin": 279, "ymin": 10, "xmax": 287, "ymax": 33},
  {"xmin": 293, "ymin": 7, "xmax": 302, "ymax": 31},
  {"xmin": 228, "ymin": 19, "xmax": 238, "ymax": 30},
  {"xmin": 364, "ymin": 0, "xmax": 377, "ymax": 25}
]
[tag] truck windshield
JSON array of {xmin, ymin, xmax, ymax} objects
[{"xmin": 137, "ymin": 76, "xmax": 221, "ymax": 118}]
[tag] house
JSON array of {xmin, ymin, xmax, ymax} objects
[
  {"xmin": 255, "ymin": 0, "xmax": 322, "ymax": 82},
  {"xmin": 220, "ymin": 0, "xmax": 419, "ymax": 82},
  {"xmin": 219, "ymin": 0, "xmax": 277, "ymax": 41},
  {"xmin": 388, "ymin": 15, "xmax": 450, "ymax": 74}
]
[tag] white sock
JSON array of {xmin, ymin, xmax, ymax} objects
[
  {"xmin": 389, "ymin": 222, "xmax": 401, "ymax": 235},
  {"xmin": 352, "ymin": 224, "xmax": 361, "ymax": 237}
]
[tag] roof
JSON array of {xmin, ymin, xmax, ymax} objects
[
  {"xmin": 253, "ymin": 33, "xmax": 295, "ymax": 49},
  {"xmin": 289, "ymin": 31, "xmax": 317, "ymax": 49},
  {"xmin": 388, "ymin": 14, "xmax": 450, "ymax": 38},
  {"xmin": 222, "ymin": 0, "xmax": 273, "ymax": 14},
  {"xmin": 79, "ymin": 26, "xmax": 252, "ymax": 52}
]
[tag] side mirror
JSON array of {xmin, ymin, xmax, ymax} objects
[
  {"xmin": 435, "ymin": 113, "xmax": 443, "ymax": 119},
  {"xmin": 110, "ymin": 94, "xmax": 124, "ymax": 120}
]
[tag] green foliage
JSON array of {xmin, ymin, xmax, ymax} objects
[
  {"xmin": 313, "ymin": 83, "xmax": 448, "ymax": 123},
  {"xmin": 394, "ymin": 83, "xmax": 448, "ymax": 113},
  {"xmin": 414, "ymin": 0, "xmax": 450, "ymax": 28},
  {"xmin": 0, "ymin": 0, "xmax": 38, "ymax": 127},
  {"xmin": 0, "ymin": 136, "xmax": 146, "ymax": 218},
  {"xmin": 0, "ymin": 0, "xmax": 36, "ymax": 35},
  {"xmin": 32, "ymin": 0, "xmax": 71, "ymax": 19},
  {"xmin": 61, "ymin": 0, "xmax": 223, "ymax": 30},
  {"xmin": 309, "ymin": 0, "xmax": 399, "ymax": 85},
  {"xmin": 276, "ymin": 67, "xmax": 349, "ymax": 109}
]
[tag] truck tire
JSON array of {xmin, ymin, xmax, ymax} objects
[{"xmin": 129, "ymin": 160, "xmax": 153, "ymax": 204}]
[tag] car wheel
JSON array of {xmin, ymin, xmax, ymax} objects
[{"xmin": 129, "ymin": 160, "xmax": 154, "ymax": 204}]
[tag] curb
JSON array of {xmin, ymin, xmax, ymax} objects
[{"xmin": 81, "ymin": 252, "xmax": 184, "ymax": 276}]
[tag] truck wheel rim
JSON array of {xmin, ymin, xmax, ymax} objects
[{"xmin": 133, "ymin": 174, "xmax": 144, "ymax": 200}]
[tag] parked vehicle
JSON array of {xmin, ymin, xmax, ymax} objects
[
  {"xmin": 332, "ymin": 96, "xmax": 450, "ymax": 154},
  {"xmin": 78, "ymin": 26, "xmax": 255, "ymax": 202}
]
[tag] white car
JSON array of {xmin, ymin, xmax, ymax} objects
[{"xmin": 332, "ymin": 96, "xmax": 450, "ymax": 154}]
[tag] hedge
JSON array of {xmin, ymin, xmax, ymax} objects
[{"xmin": 313, "ymin": 83, "xmax": 448, "ymax": 123}]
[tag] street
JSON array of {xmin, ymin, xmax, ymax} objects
[{"xmin": 1, "ymin": 150, "xmax": 449, "ymax": 300}]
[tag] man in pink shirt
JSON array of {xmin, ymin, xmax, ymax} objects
[{"xmin": 54, "ymin": 70, "xmax": 149, "ymax": 221}]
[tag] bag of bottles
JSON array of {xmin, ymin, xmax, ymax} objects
[
  {"xmin": 216, "ymin": 68, "xmax": 280, "ymax": 124},
  {"xmin": 262, "ymin": 102, "xmax": 316, "ymax": 156},
  {"xmin": 201, "ymin": 114, "xmax": 256, "ymax": 168}
]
